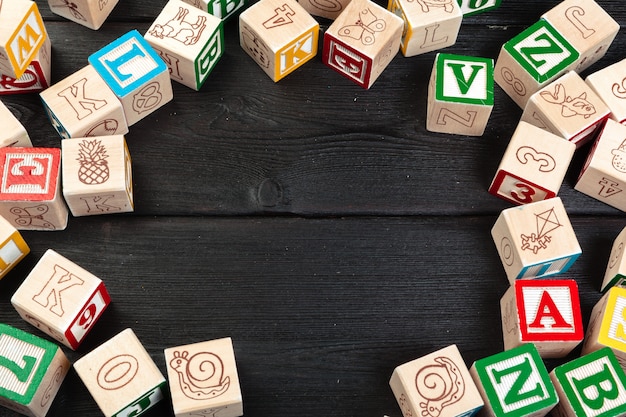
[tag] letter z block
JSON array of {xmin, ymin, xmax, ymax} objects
[
  {"xmin": 586, "ymin": 58, "xmax": 626, "ymax": 125},
  {"xmin": 0, "ymin": 214, "xmax": 29, "ymax": 281},
  {"xmin": 500, "ymin": 279, "xmax": 584, "ymax": 358},
  {"xmin": 469, "ymin": 344, "xmax": 558, "ymax": 417},
  {"xmin": 47, "ymin": 0, "xmax": 119, "ymax": 30},
  {"xmin": 582, "ymin": 287, "xmax": 626, "ymax": 367},
  {"xmin": 0, "ymin": 35, "xmax": 51, "ymax": 96},
  {"xmin": 601, "ymin": 226, "xmax": 626, "ymax": 293},
  {"xmin": 389, "ymin": 345, "xmax": 484, "ymax": 417},
  {"xmin": 0, "ymin": 100, "xmax": 32, "ymax": 147},
  {"xmin": 0, "ymin": 323, "xmax": 70, "ymax": 417},
  {"xmin": 165, "ymin": 337, "xmax": 243, "ymax": 417},
  {"xmin": 426, "ymin": 53, "xmax": 494, "ymax": 136},
  {"xmin": 11, "ymin": 249, "xmax": 111, "ymax": 350},
  {"xmin": 550, "ymin": 348, "xmax": 626, "ymax": 417},
  {"xmin": 88, "ymin": 30, "xmax": 173, "ymax": 126}
]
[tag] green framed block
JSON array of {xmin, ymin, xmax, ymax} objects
[
  {"xmin": 457, "ymin": 0, "xmax": 502, "ymax": 16},
  {"xmin": 435, "ymin": 53, "xmax": 494, "ymax": 105}
]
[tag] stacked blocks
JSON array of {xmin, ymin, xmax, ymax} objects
[
  {"xmin": 601, "ymin": 226, "xmax": 626, "ymax": 293},
  {"xmin": 0, "ymin": 35, "xmax": 51, "ymax": 95},
  {"xmin": 582, "ymin": 286, "xmax": 626, "ymax": 367},
  {"xmin": 47, "ymin": 0, "xmax": 119, "ymax": 30},
  {"xmin": 586, "ymin": 58, "xmax": 626, "ymax": 125},
  {"xmin": 0, "ymin": 100, "xmax": 32, "ymax": 147},
  {"xmin": 0, "ymin": 214, "xmax": 29, "ymax": 280},
  {"xmin": 182, "ymin": 0, "xmax": 247, "ymax": 20}
]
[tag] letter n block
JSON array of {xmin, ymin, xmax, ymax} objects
[
  {"xmin": 582, "ymin": 286, "xmax": 626, "ymax": 367},
  {"xmin": 586, "ymin": 58, "xmax": 626, "ymax": 125},
  {"xmin": 0, "ymin": 215, "xmax": 29, "ymax": 281},
  {"xmin": 550, "ymin": 348, "xmax": 626, "ymax": 417},
  {"xmin": 0, "ymin": 147, "xmax": 68, "ymax": 231},
  {"xmin": 11, "ymin": 249, "xmax": 111, "ymax": 350},
  {"xmin": 601, "ymin": 227, "xmax": 626, "ymax": 293},
  {"xmin": 182, "ymin": 0, "xmax": 247, "ymax": 20},
  {"xmin": 500, "ymin": 279, "xmax": 584, "ymax": 358},
  {"xmin": 74, "ymin": 328, "xmax": 167, "ymax": 417},
  {"xmin": 47, "ymin": 0, "xmax": 119, "ymax": 30},
  {"xmin": 389, "ymin": 345, "xmax": 484, "ymax": 417},
  {"xmin": 88, "ymin": 30, "xmax": 173, "ymax": 126},
  {"xmin": 0, "ymin": 35, "xmax": 51, "ymax": 96},
  {"xmin": 0, "ymin": 100, "xmax": 32, "ymax": 147},
  {"xmin": 165, "ymin": 337, "xmax": 243, "ymax": 417},
  {"xmin": 469, "ymin": 344, "xmax": 558, "ymax": 417},
  {"xmin": 491, "ymin": 197, "xmax": 581, "ymax": 283},
  {"xmin": 0, "ymin": 323, "xmax": 70, "ymax": 417},
  {"xmin": 426, "ymin": 53, "xmax": 494, "ymax": 136}
]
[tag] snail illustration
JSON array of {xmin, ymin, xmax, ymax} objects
[
  {"xmin": 415, "ymin": 356, "xmax": 465, "ymax": 417},
  {"xmin": 169, "ymin": 350, "xmax": 231, "ymax": 400}
]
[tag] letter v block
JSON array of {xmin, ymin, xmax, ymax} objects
[
  {"xmin": 0, "ymin": 323, "xmax": 70, "ymax": 417},
  {"xmin": 550, "ymin": 348, "xmax": 626, "ymax": 417},
  {"xmin": 11, "ymin": 249, "xmax": 111, "ymax": 350},
  {"xmin": 500, "ymin": 279, "xmax": 584, "ymax": 358},
  {"xmin": 582, "ymin": 286, "xmax": 626, "ymax": 366},
  {"xmin": 469, "ymin": 344, "xmax": 558, "ymax": 417}
]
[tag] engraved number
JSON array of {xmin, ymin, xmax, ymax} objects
[{"xmin": 501, "ymin": 67, "xmax": 526, "ymax": 96}]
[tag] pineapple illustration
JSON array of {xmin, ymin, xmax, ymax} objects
[{"xmin": 77, "ymin": 139, "xmax": 110, "ymax": 185}]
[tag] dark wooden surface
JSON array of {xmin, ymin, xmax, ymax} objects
[{"xmin": 0, "ymin": 0, "xmax": 625, "ymax": 416}]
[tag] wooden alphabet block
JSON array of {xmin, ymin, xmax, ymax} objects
[
  {"xmin": 11, "ymin": 248, "xmax": 110, "ymax": 349},
  {"xmin": 389, "ymin": 345, "xmax": 484, "ymax": 417},
  {"xmin": 0, "ymin": 0, "xmax": 47, "ymax": 79},
  {"xmin": 40, "ymin": 64, "xmax": 129, "ymax": 139},
  {"xmin": 323, "ymin": 0, "xmax": 402, "ymax": 89},
  {"xmin": 586, "ymin": 58, "xmax": 626, "ymax": 125},
  {"xmin": 0, "ymin": 100, "xmax": 32, "ymax": 147},
  {"xmin": 575, "ymin": 119, "xmax": 626, "ymax": 212},
  {"xmin": 145, "ymin": 0, "xmax": 224, "ymax": 91},
  {"xmin": 489, "ymin": 122, "xmax": 575, "ymax": 205},
  {"xmin": 521, "ymin": 71, "xmax": 610, "ymax": 148},
  {"xmin": 541, "ymin": 0, "xmax": 619, "ymax": 73},
  {"xmin": 0, "ymin": 323, "xmax": 70, "ymax": 417},
  {"xmin": 239, "ymin": 0, "xmax": 319, "ymax": 82},
  {"xmin": 469, "ymin": 344, "xmax": 558, "ymax": 417},
  {"xmin": 0, "ymin": 147, "xmax": 68, "ymax": 231},
  {"xmin": 181, "ymin": 0, "xmax": 247, "ymax": 20},
  {"xmin": 387, "ymin": 0, "xmax": 462, "ymax": 57},
  {"xmin": 74, "ymin": 328, "xmax": 167, "ymax": 417},
  {"xmin": 0, "ymin": 214, "xmax": 29, "ymax": 280},
  {"xmin": 550, "ymin": 348, "xmax": 626, "ymax": 417},
  {"xmin": 426, "ymin": 53, "xmax": 493, "ymax": 136},
  {"xmin": 457, "ymin": 0, "xmax": 501, "ymax": 16},
  {"xmin": 0, "ymin": 35, "xmax": 51, "ymax": 95},
  {"xmin": 500, "ymin": 279, "xmax": 584, "ymax": 358},
  {"xmin": 491, "ymin": 197, "xmax": 581, "ymax": 283},
  {"xmin": 47, "ymin": 0, "xmax": 119, "ymax": 30},
  {"xmin": 165, "ymin": 337, "xmax": 243, "ymax": 417},
  {"xmin": 295, "ymin": 0, "xmax": 350, "ymax": 20},
  {"xmin": 88, "ymin": 30, "xmax": 173, "ymax": 126},
  {"xmin": 494, "ymin": 20, "xmax": 579, "ymax": 109},
  {"xmin": 601, "ymin": 227, "xmax": 626, "ymax": 293},
  {"xmin": 62, "ymin": 135, "xmax": 133, "ymax": 217}
]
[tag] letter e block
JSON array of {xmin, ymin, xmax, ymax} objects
[
  {"xmin": 74, "ymin": 328, "xmax": 166, "ymax": 417},
  {"xmin": 0, "ymin": 215, "xmax": 29, "ymax": 281},
  {"xmin": 457, "ymin": 0, "xmax": 501, "ymax": 16},
  {"xmin": 0, "ymin": 101, "xmax": 32, "ymax": 147},
  {"xmin": 601, "ymin": 226, "xmax": 626, "ymax": 293},
  {"xmin": 0, "ymin": 35, "xmax": 51, "ymax": 96},
  {"xmin": 165, "ymin": 337, "xmax": 243, "ymax": 417},
  {"xmin": 389, "ymin": 345, "xmax": 483, "ymax": 417},
  {"xmin": 469, "ymin": 344, "xmax": 558, "ymax": 417},
  {"xmin": 586, "ymin": 58, "xmax": 626, "ymax": 125},
  {"xmin": 182, "ymin": 0, "xmax": 247, "ymax": 21},
  {"xmin": 0, "ymin": 323, "xmax": 70, "ymax": 417},
  {"xmin": 582, "ymin": 287, "xmax": 626, "ymax": 368},
  {"xmin": 47, "ymin": 0, "xmax": 119, "ymax": 30}
]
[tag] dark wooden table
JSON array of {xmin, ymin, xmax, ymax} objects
[{"xmin": 1, "ymin": 0, "xmax": 625, "ymax": 415}]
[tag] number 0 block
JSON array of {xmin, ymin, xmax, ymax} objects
[{"xmin": 601, "ymin": 226, "xmax": 626, "ymax": 293}]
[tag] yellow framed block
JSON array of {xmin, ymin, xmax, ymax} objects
[
  {"xmin": 0, "ymin": 215, "xmax": 29, "ymax": 280},
  {"xmin": 0, "ymin": 34, "xmax": 51, "ymax": 95},
  {"xmin": 0, "ymin": 100, "xmax": 32, "ymax": 147},
  {"xmin": 586, "ymin": 58, "xmax": 626, "ymax": 125},
  {"xmin": 47, "ymin": 0, "xmax": 119, "ymax": 30},
  {"xmin": 602, "ymin": 227, "xmax": 626, "ymax": 293}
]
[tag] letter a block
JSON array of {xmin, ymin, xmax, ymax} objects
[
  {"xmin": 500, "ymin": 279, "xmax": 584, "ymax": 358},
  {"xmin": 0, "ymin": 215, "xmax": 29, "ymax": 281},
  {"xmin": 0, "ymin": 101, "xmax": 32, "ymax": 147},
  {"xmin": 582, "ymin": 286, "xmax": 626, "ymax": 366},
  {"xmin": 601, "ymin": 227, "xmax": 626, "ymax": 293},
  {"xmin": 182, "ymin": 0, "xmax": 247, "ymax": 20},
  {"xmin": 88, "ymin": 30, "xmax": 173, "ymax": 126},
  {"xmin": 239, "ymin": 0, "xmax": 319, "ymax": 82},
  {"xmin": 0, "ymin": 324, "xmax": 70, "ymax": 417},
  {"xmin": 74, "ymin": 328, "xmax": 167, "ymax": 417},
  {"xmin": 469, "ymin": 344, "xmax": 558, "ymax": 417},
  {"xmin": 586, "ymin": 58, "xmax": 626, "ymax": 125},
  {"xmin": 550, "ymin": 348, "xmax": 626, "ymax": 417},
  {"xmin": 426, "ymin": 53, "xmax": 494, "ymax": 136},
  {"xmin": 11, "ymin": 249, "xmax": 111, "ymax": 350},
  {"xmin": 491, "ymin": 197, "xmax": 581, "ymax": 283},
  {"xmin": 389, "ymin": 345, "xmax": 484, "ymax": 417},
  {"xmin": 145, "ymin": 0, "xmax": 224, "ymax": 91},
  {"xmin": 47, "ymin": 0, "xmax": 119, "ymax": 30},
  {"xmin": 165, "ymin": 337, "xmax": 243, "ymax": 417}
]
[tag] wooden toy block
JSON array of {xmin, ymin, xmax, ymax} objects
[
  {"xmin": 389, "ymin": 344, "xmax": 484, "ymax": 417},
  {"xmin": 586, "ymin": 58, "xmax": 626, "ymax": 125},
  {"xmin": 11, "ymin": 249, "xmax": 111, "ymax": 350},
  {"xmin": 550, "ymin": 348, "xmax": 626, "ymax": 417},
  {"xmin": 426, "ymin": 53, "xmax": 494, "ymax": 136},
  {"xmin": 0, "ymin": 214, "xmax": 29, "ymax": 281},
  {"xmin": 62, "ymin": 135, "xmax": 134, "ymax": 217},
  {"xmin": 493, "ymin": 20, "xmax": 579, "ymax": 109},
  {"xmin": 0, "ymin": 323, "xmax": 70, "ymax": 417},
  {"xmin": 295, "ymin": 0, "xmax": 351, "ymax": 20},
  {"xmin": 0, "ymin": 147, "xmax": 68, "ymax": 231},
  {"xmin": 322, "ymin": 0, "xmax": 402, "ymax": 89},
  {"xmin": 456, "ymin": 0, "xmax": 501, "ymax": 16},
  {"xmin": 575, "ymin": 119, "xmax": 626, "ymax": 212},
  {"xmin": 165, "ymin": 337, "xmax": 243, "ymax": 417},
  {"xmin": 0, "ymin": 0, "xmax": 46, "ymax": 79},
  {"xmin": 74, "ymin": 328, "xmax": 167, "ymax": 417},
  {"xmin": 182, "ymin": 0, "xmax": 247, "ymax": 20},
  {"xmin": 491, "ymin": 197, "xmax": 581, "ymax": 283},
  {"xmin": 0, "ymin": 35, "xmax": 51, "ymax": 95},
  {"xmin": 239, "ymin": 0, "xmax": 319, "ymax": 83},
  {"xmin": 387, "ymin": 0, "xmax": 462, "ymax": 58},
  {"xmin": 521, "ymin": 71, "xmax": 610, "ymax": 149},
  {"xmin": 40, "ymin": 64, "xmax": 129, "ymax": 139},
  {"xmin": 601, "ymin": 226, "xmax": 626, "ymax": 293},
  {"xmin": 541, "ymin": 0, "xmax": 619, "ymax": 74},
  {"xmin": 469, "ymin": 344, "xmax": 558, "ymax": 417},
  {"xmin": 0, "ymin": 101, "xmax": 32, "ymax": 148},
  {"xmin": 145, "ymin": 0, "xmax": 224, "ymax": 91},
  {"xmin": 47, "ymin": 0, "xmax": 119, "ymax": 30},
  {"xmin": 489, "ymin": 122, "xmax": 575, "ymax": 205},
  {"xmin": 88, "ymin": 30, "xmax": 174, "ymax": 126},
  {"xmin": 500, "ymin": 279, "xmax": 584, "ymax": 358}
]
